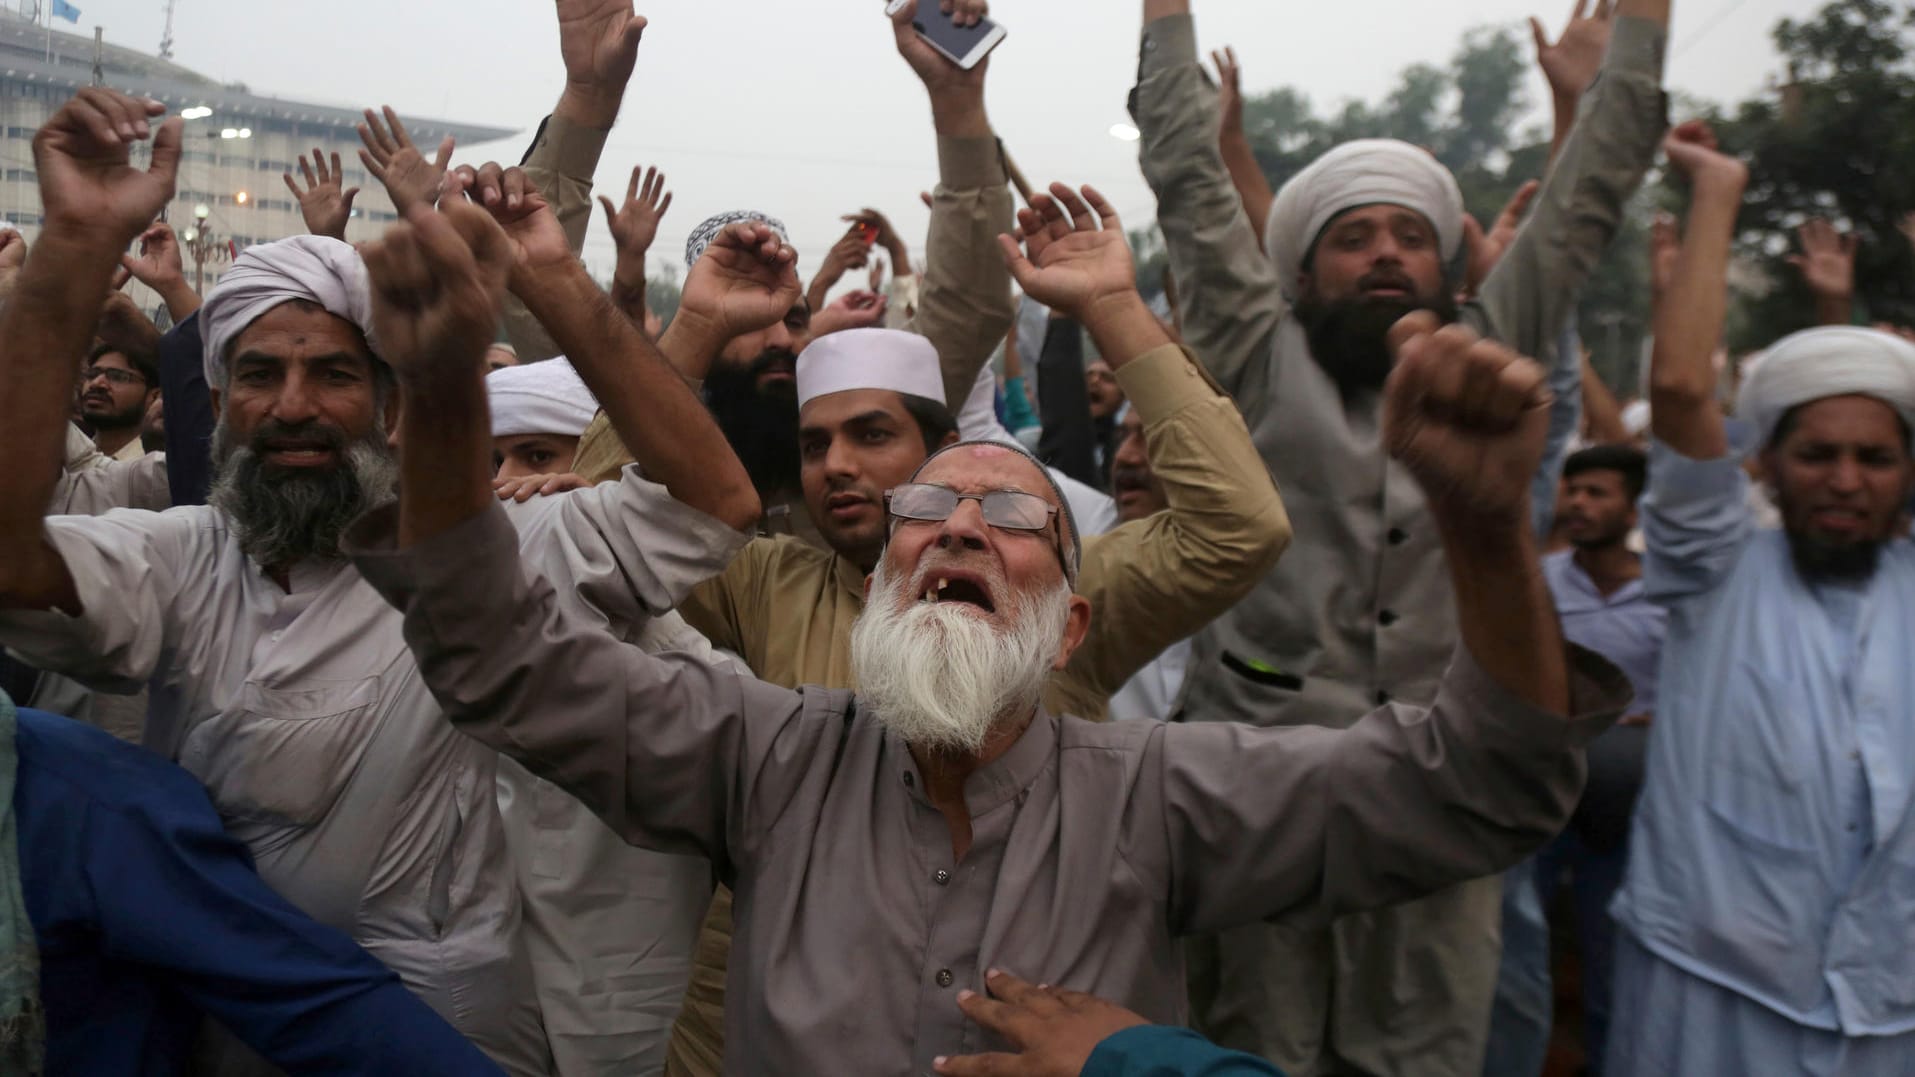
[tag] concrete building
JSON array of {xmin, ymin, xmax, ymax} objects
[{"xmin": 0, "ymin": 6, "xmax": 513, "ymax": 297}]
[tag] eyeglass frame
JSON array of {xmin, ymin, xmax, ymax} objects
[
  {"xmin": 82, "ymin": 365, "xmax": 150, "ymax": 388},
  {"xmin": 882, "ymin": 482, "xmax": 1075, "ymax": 585}
]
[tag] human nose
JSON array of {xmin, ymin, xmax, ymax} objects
[
  {"xmin": 270, "ymin": 369, "xmax": 320, "ymax": 424},
  {"xmin": 934, "ymin": 496, "xmax": 990, "ymax": 553},
  {"xmin": 1113, "ymin": 429, "xmax": 1147, "ymax": 469}
]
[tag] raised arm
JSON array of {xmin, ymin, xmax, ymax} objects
[
  {"xmin": 0, "ymin": 90, "xmax": 180, "ymax": 614},
  {"xmin": 598, "ymin": 164, "xmax": 673, "ymax": 329},
  {"xmin": 1532, "ymin": 0, "xmax": 1619, "ymax": 168},
  {"xmin": 1478, "ymin": 0, "xmax": 1669, "ymax": 362},
  {"xmin": 1786, "ymin": 218, "xmax": 1856, "ymax": 328},
  {"xmin": 466, "ymin": 168, "xmax": 761, "ymax": 533},
  {"xmin": 1163, "ymin": 317, "xmax": 1630, "ymax": 932},
  {"xmin": 891, "ymin": 0, "xmax": 1018, "ymax": 409},
  {"xmin": 1000, "ymin": 185, "xmax": 1291, "ymax": 716},
  {"xmin": 504, "ymin": 0, "xmax": 649, "ymax": 361},
  {"xmin": 1648, "ymin": 122, "xmax": 1743, "ymax": 460},
  {"xmin": 1211, "ymin": 46, "xmax": 1274, "ymax": 253},
  {"xmin": 1131, "ymin": 1, "xmax": 1285, "ymax": 400}
]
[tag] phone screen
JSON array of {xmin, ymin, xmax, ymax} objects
[{"xmin": 912, "ymin": 7, "xmax": 1000, "ymax": 63}]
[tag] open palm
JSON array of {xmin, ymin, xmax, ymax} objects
[{"xmin": 998, "ymin": 183, "xmax": 1134, "ymax": 320}]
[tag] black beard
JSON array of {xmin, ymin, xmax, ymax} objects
[
  {"xmin": 1788, "ymin": 531, "xmax": 1883, "ymax": 584},
  {"xmin": 704, "ymin": 349, "xmax": 801, "ymax": 501},
  {"xmin": 207, "ymin": 418, "xmax": 396, "ymax": 567},
  {"xmin": 1295, "ymin": 290, "xmax": 1459, "ymax": 397}
]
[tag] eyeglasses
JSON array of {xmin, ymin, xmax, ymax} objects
[
  {"xmin": 884, "ymin": 483, "xmax": 1073, "ymax": 581},
  {"xmin": 83, "ymin": 366, "xmax": 146, "ymax": 387}
]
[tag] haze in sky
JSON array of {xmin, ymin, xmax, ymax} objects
[{"xmin": 73, "ymin": 0, "xmax": 1819, "ymax": 283}]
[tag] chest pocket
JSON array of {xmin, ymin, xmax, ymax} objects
[
  {"xmin": 1703, "ymin": 666, "xmax": 1818, "ymax": 853},
  {"xmin": 179, "ymin": 677, "xmax": 384, "ymax": 833}
]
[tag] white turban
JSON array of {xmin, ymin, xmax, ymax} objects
[
  {"xmin": 1736, "ymin": 326, "xmax": 1915, "ymax": 450},
  {"xmin": 1265, "ymin": 139, "xmax": 1466, "ymax": 301},
  {"xmin": 200, "ymin": 235, "xmax": 377, "ymax": 388},
  {"xmin": 796, "ymin": 328, "xmax": 944, "ymax": 409},
  {"xmin": 487, "ymin": 357, "xmax": 599, "ymax": 438}
]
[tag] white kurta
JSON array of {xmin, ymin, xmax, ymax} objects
[{"xmin": 0, "ymin": 467, "xmax": 747, "ymax": 1076}]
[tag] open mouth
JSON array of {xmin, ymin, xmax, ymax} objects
[
  {"xmin": 260, "ymin": 440, "xmax": 338, "ymax": 466},
  {"xmin": 918, "ymin": 572, "xmax": 997, "ymax": 614}
]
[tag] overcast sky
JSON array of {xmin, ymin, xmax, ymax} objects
[{"xmin": 73, "ymin": 0, "xmax": 1820, "ymax": 282}]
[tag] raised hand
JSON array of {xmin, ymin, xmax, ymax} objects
[
  {"xmin": 931, "ymin": 970, "xmax": 1148, "ymax": 1077},
  {"xmin": 359, "ymin": 201, "xmax": 513, "ymax": 381},
  {"xmin": 996, "ymin": 183, "xmax": 1136, "ymax": 322},
  {"xmin": 1531, "ymin": 0, "xmax": 1616, "ymax": 103},
  {"xmin": 1648, "ymin": 210, "xmax": 1680, "ymax": 302},
  {"xmin": 0, "ymin": 228, "xmax": 25, "ymax": 303},
  {"xmin": 282, "ymin": 149, "xmax": 361, "ymax": 240},
  {"xmin": 357, "ymin": 106, "xmax": 454, "ymax": 214},
  {"xmin": 598, "ymin": 165, "xmax": 673, "ymax": 270},
  {"xmin": 676, "ymin": 222, "xmax": 802, "ymax": 343},
  {"xmin": 1384, "ymin": 313, "xmax": 1553, "ymax": 528},
  {"xmin": 1461, "ymin": 179, "xmax": 1540, "ymax": 298},
  {"xmin": 120, "ymin": 221, "xmax": 187, "ymax": 292},
  {"xmin": 447, "ymin": 163, "xmax": 572, "ymax": 286},
  {"xmin": 1786, "ymin": 217, "xmax": 1857, "ymax": 304},
  {"xmin": 32, "ymin": 88, "xmax": 182, "ymax": 248},
  {"xmin": 494, "ymin": 471, "xmax": 589, "ymax": 503},
  {"xmin": 891, "ymin": 0, "xmax": 989, "ymax": 98},
  {"xmin": 1662, "ymin": 120, "xmax": 1747, "ymax": 186},
  {"xmin": 843, "ymin": 206, "xmax": 909, "ymax": 265},
  {"xmin": 808, "ymin": 290, "xmax": 889, "ymax": 340},
  {"xmin": 1212, "ymin": 46, "xmax": 1245, "ymax": 137},
  {"xmin": 557, "ymin": 0, "xmax": 647, "ymax": 111},
  {"xmin": 868, "ymin": 257, "xmax": 887, "ymax": 292}
]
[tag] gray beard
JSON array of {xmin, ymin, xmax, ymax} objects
[
  {"xmin": 206, "ymin": 421, "xmax": 397, "ymax": 568},
  {"xmin": 850, "ymin": 559, "xmax": 1071, "ymax": 755}
]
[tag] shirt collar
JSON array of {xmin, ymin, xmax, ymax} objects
[
  {"xmin": 834, "ymin": 553, "xmax": 867, "ymax": 602},
  {"xmin": 889, "ymin": 707, "xmax": 1059, "ymax": 816}
]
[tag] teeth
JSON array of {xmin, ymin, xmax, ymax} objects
[{"xmin": 938, "ymin": 578, "xmax": 950, "ymax": 592}]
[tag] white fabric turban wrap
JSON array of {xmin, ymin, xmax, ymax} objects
[
  {"xmin": 200, "ymin": 235, "xmax": 377, "ymax": 388},
  {"xmin": 796, "ymin": 328, "xmax": 945, "ymax": 409},
  {"xmin": 1736, "ymin": 326, "xmax": 1915, "ymax": 450},
  {"xmin": 487, "ymin": 357, "xmax": 599, "ymax": 438},
  {"xmin": 1265, "ymin": 138, "xmax": 1466, "ymax": 301}
]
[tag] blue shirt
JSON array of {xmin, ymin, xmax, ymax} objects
[
  {"xmin": 1612, "ymin": 437, "xmax": 1915, "ymax": 1035},
  {"xmin": 1542, "ymin": 549, "xmax": 1665, "ymax": 714},
  {"xmin": 15, "ymin": 707, "xmax": 504, "ymax": 1076},
  {"xmin": 1083, "ymin": 1026, "xmax": 1284, "ymax": 1076}
]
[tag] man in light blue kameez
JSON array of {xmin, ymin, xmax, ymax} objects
[{"xmin": 1608, "ymin": 119, "xmax": 1915, "ymax": 1076}]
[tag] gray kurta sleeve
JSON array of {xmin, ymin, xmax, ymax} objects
[
  {"xmin": 1131, "ymin": 14, "xmax": 1285, "ymax": 402},
  {"xmin": 348, "ymin": 503, "xmax": 839, "ymax": 878},
  {"xmin": 1475, "ymin": 15, "xmax": 1667, "ymax": 363},
  {"xmin": 1154, "ymin": 646, "xmax": 1631, "ymax": 935}
]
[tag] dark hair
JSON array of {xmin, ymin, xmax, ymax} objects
[
  {"xmin": 1563, "ymin": 444, "xmax": 1648, "ymax": 502},
  {"xmin": 900, "ymin": 392, "xmax": 958, "ymax": 456},
  {"xmin": 88, "ymin": 341, "xmax": 159, "ymax": 387}
]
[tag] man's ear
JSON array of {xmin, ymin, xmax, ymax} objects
[
  {"xmin": 1049, "ymin": 594, "xmax": 1093, "ymax": 672},
  {"xmin": 938, "ymin": 429, "xmax": 960, "ymax": 450},
  {"xmin": 208, "ymin": 386, "xmax": 222, "ymax": 416},
  {"xmin": 384, "ymin": 382, "xmax": 405, "ymax": 439}
]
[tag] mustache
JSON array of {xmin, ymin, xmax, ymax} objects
[
  {"xmin": 246, "ymin": 418, "xmax": 349, "ymax": 454},
  {"xmin": 1111, "ymin": 465, "xmax": 1152, "ymax": 491}
]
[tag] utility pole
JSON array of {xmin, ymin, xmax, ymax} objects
[
  {"xmin": 91, "ymin": 25, "xmax": 102, "ymax": 86},
  {"xmin": 158, "ymin": 0, "xmax": 177, "ymax": 61}
]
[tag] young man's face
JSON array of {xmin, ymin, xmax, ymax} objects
[
  {"xmin": 1559, "ymin": 469, "xmax": 1637, "ymax": 549},
  {"xmin": 493, "ymin": 433, "xmax": 581, "ymax": 481},
  {"xmin": 78, "ymin": 350, "xmax": 156, "ymax": 430},
  {"xmin": 1765, "ymin": 394, "xmax": 1915, "ymax": 580},
  {"xmin": 799, "ymin": 389, "xmax": 935, "ymax": 570}
]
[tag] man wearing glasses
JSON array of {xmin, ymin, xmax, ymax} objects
[
  {"xmin": 346, "ymin": 188, "xmax": 1632, "ymax": 1074},
  {"xmin": 76, "ymin": 344, "xmax": 160, "ymax": 462}
]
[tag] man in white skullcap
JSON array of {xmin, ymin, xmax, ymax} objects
[
  {"xmin": 489, "ymin": 356, "xmax": 598, "ymax": 479},
  {"xmin": 655, "ymin": 188, "xmax": 1291, "ymax": 1074},
  {"xmin": 0, "ymin": 88, "xmax": 760, "ymax": 1076},
  {"xmin": 1611, "ymin": 203, "xmax": 1915, "ymax": 1077},
  {"xmin": 1131, "ymin": 0, "xmax": 1674, "ymax": 1070}
]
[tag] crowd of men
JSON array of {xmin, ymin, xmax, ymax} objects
[{"xmin": 0, "ymin": 0, "xmax": 1909, "ymax": 1073}]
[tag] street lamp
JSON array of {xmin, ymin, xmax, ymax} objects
[{"xmin": 184, "ymin": 202, "xmax": 224, "ymax": 295}]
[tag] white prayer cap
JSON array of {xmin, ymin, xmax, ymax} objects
[
  {"xmin": 487, "ymin": 356, "xmax": 599, "ymax": 438},
  {"xmin": 1621, "ymin": 399, "xmax": 1651, "ymax": 438},
  {"xmin": 796, "ymin": 328, "xmax": 945, "ymax": 410},
  {"xmin": 1736, "ymin": 326, "xmax": 1915, "ymax": 450},
  {"xmin": 1264, "ymin": 139, "xmax": 1466, "ymax": 301},
  {"xmin": 200, "ymin": 235, "xmax": 376, "ymax": 388}
]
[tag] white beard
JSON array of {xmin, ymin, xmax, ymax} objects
[{"xmin": 850, "ymin": 559, "xmax": 1072, "ymax": 754}]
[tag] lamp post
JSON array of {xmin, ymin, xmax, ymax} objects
[{"xmin": 182, "ymin": 202, "xmax": 221, "ymax": 295}]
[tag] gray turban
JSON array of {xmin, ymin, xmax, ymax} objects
[
  {"xmin": 685, "ymin": 210, "xmax": 789, "ymax": 268},
  {"xmin": 1265, "ymin": 138, "xmax": 1465, "ymax": 301},
  {"xmin": 200, "ymin": 236, "xmax": 377, "ymax": 387},
  {"xmin": 1736, "ymin": 326, "xmax": 1915, "ymax": 450}
]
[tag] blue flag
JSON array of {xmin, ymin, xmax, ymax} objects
[{"xmin": 50, "ymin": 0, "xmax": 79, "ymax": 23}]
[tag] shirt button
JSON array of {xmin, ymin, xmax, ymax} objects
[
  {"xmin": 1387, "ymin": 527, "xmax": 1408, "ymax": 545},
  {"xmin": 903, "ymin": 772, "xmax": 914, "ymax": 788},
  {"xmin": 933, "ymin": 869, "xmax": 951, "ymax": 886},
  {"xmin": 936, "ymin": 969, "xmax": 954, "ymax": 988},
  {"xmin": 1378, "ymin": 609, "xmax": 1399, "ymax": 627}
]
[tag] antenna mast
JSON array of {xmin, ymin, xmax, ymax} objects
[{"xmin": 158, "ymin": 0, "xmax": 177, "ymax": 60}]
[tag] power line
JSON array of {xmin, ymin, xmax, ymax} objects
[{"xmin": 1673, "ymin": 0, "xmax": 1763, "ymax": 60}]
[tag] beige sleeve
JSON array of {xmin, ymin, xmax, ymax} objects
[
  {"xmin": 900, "ymin": 136, "xmax": 1016, "ymax": 411},
  {"xmin": 1046, "ymin": 344, "xmax": 1290, "ymax": 721},
  {"xmin": 503, "ymin": 113, "xmax": 614, "ymax": 362}
]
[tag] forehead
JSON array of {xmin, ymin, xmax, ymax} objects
[
  {"xmin": 914, "ymin": 444, "xmax": 1054, "ymax": 500},
  {"xmin": 1321, "ymin": 204, "xmax": 1434, "ymax": 235},
  {"xmin": 494, "ymin": 433, "xmax": 577, "ymax": 450},
  {"xmin": 91, "ymin": 350, "xmax": 134, "ymax": 369},
  {"xmin": 230, "ymin": 302, "xmax": 372, "ymax": 362},
  {"xmin": 1783, "ymin": 394, "xmax": 1908, "ymax": 447},
  {"xmin": 1566, "ymin": 468, "xmax": 1626, "ymax": 488},
  {"xmin": 799, "ymin": 387, "xmax": 914, "ymax": 432}
]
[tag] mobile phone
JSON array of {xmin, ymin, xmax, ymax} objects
[
  {"xmin": 885, "ymin": 0, "xmax": 1006, "ymax": 71},
  {"xmin": 856, "ymin": 221, "xmax": 880, "ymax": 247}
]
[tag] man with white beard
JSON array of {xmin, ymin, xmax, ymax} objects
[
  {"xmin": 0, "ymin": 88, "xmax": 761, "ymax": 1074},
  {"xmin": 347, "ymin": 182, "xmax": 1637, "ymax": 1076}
]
